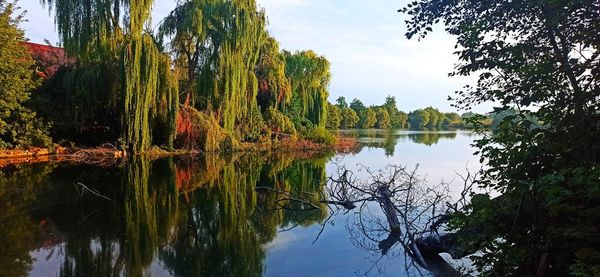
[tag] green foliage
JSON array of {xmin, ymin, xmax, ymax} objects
[
  {"xmin": 302, "ymin": 127, "xmax": 335, "ymax": 145},
  {"xmin": 442, "ymin": 112, "xmax": 462, "ymax": 127},
  {"xmin": 333, "ymin": 95, "xmax": 463, "ymax": 130},
  {"xmin": 48, "ymin": 62, "xmax": 119, "ymax": 139},
  {"xmin": 403, "ymin": 0, "xmax": 600, "ymax": 275},
  {"xmin": 175, "ymin": 106, "xmax": 238, "ymax": 152},
  {"xmin": 153, "ymin": 54, "xmax": 179, "ymax": 150},
  {"xmin": 407, "ymin": 107, "xmax": 450, "ymax": 128},
  {"xmin": 121, "ymin": 35, "xmax": 159, "ymax": 152},
  {"xmin": 340, "ymin": 107, "xmax": 359, "ymax": 129},
  {"xmin": 382, "ymin": 95, "xmax": 404, "ymax": 128},
  {"xmin": 40, "ymin": 0, "xmax": 179, "ymax": 152},
  {"xmin": 35, "ymin": 0, "xmax": 333, "ymax": 150},
  {"xmin": 256, "ymin": 36, "xmax": 291, "ymax": 112},
  {"xmin": 424, "ymin": 107, "xmax": 443, "ymax": 127},
  {"xmin": 157, "ymin": 0, "xmax": 207, "ymax": 101},
  {"xmin": 335, "ymin": 96, "xmax": 348, "ymax": 109},
  {"xmin": 264, "ymin": 108, "xmax": 296, "ymax": 135},
  {"xmin": 237, "ymin": 104, "xmax": 266, "ymax": 143},
  {"xmin": 0, "ymin": 2, "xmax": 51, "ymax": 149},
  {"xmin": 284, "ymin": 50, "xmax": 331, "ymax": 128},
  {"xmin": 325, "ymin": 103, "xmax": 341, "ymax": 129},
  {"xmin": 359, "ymin": 107, "xmax": 377, "ymax": 129},
  {"xmin": 375, "ymin": 108, "xmax": 391, "ymax": 129},
  {"xmin": 394, "ymin": 111, "xmax": 408, "ymax": 128},
  {"xmin": 195, "ymin": 0, "xmax": 266, "ymax": 134},
  {"xmin": 461, "ymin": 112, "xmax": 492, "ymax": 128},
  {"xmin": 408, "ymin": 109, "xmax": 428, "ymax": 128},
  {"xmin": 349, "ymin": 98, "xmax": 365, "ymax": 114}
]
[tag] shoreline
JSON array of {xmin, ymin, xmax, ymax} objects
[{"xmin": 0, "ymin": 136, "xmax": 358, "ymax": 168}]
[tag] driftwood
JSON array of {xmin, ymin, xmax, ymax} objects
[{"xmin": 377, "ymin": 185, "xmax": 401, "ymax": 235}]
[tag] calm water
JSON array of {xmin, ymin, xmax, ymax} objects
[{"xmin": 0, "ymin": 129, "xmax": 481, "ymax": 277}]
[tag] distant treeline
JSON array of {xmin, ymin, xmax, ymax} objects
[{"xmin": 326, "ymin": 95, "xmax": 504, "ymax": 129}]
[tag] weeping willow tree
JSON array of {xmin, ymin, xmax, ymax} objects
[
  {"xmin": 196, "ymin": 0, "xmax": 266, "ymax": 133},
  {"xmin": 283, "ymin": 50, "xmax": 331, "ymax": 128},
  {"xmin": 158, "ymin": 0, "xmax": 267, "ymax": 138},
  {"xmin": 153, "ymin": 55, "xmax": 179, "ymax": 150},
  {"xmin": 40, "ymin": 0, "xmax": 178, "ymax": 152},
  {"xmin": 255, "ymin": 36, "xmax": 291, "ymax": 112},
  {"xmin": 157, "ymin": 0, "xmax": 209, "ymax": 105}
]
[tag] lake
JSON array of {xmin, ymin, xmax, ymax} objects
[{"xmin": 0, "ymin": 129, "xmax": 481, "ymax": 277}]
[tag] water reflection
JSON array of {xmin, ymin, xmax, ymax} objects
[
  {"xmin": 0, "ymin": 153, "xmax": 330, "ymax": 276},
  {"xmin": 338, "ymin": 129, "xmax": 467, "ymax": 156},
  {"xmin": 0, "ymin": 131, "xmax": 477, "ymax": 277}
]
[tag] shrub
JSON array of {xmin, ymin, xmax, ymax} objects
[
  {"xmin": 175, "ymin": 106, "xmax": 238, "ymax": 152},
  {"xmin": 264, "ymin": 108, "xmax": 296, "ymax": 135},
  {"xmin": 236, "ymin": 105, "xmax": 266, "ymax": 142},
  {"xmin": 302, "ymin": 127, "xmax": 336, "ymax": 146}
]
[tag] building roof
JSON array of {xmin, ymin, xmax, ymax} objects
[{"xmin": 22, "ymin": 42, "xmax": 75, "ymax": 78}]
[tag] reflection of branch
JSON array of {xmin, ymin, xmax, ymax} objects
[
  {"xmin": 319, "ymin": 163, "xmax": 474, "ymax": 276},
  {"xmin": 255, "ymin": 161, "xmax": 476, "ymax": 275},
  {"xmin": 255, "ymin": 186, "xmax": 320, "ymax": 210},
  {"xmin": 74, "ymin": 182, "xmax": 112, "ymax": 201},
  {"xmin": 312, "ymin": 210, "xmax": 334, "ymax": 244},
  {"xmin": 279, "ymin": 209, "xmax": 321, "ymax": 232}
]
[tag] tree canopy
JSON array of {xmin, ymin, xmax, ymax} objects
[
  {"xmin": 23, "ymin": 0, "xmax": 334, "ymax": 152},
  {"xmin": 403, "ymin": 0, "xmax": 600, "ymax": 275},
  {"xmin": 0, "ymin": 1, "xmax": 50, "ymax": 149}
]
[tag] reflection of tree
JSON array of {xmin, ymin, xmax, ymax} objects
[
  {"xmin": 383, "ymin": 130, "xmax": 396, "ymax": 156},
  {"xmin": 159, "ymin": 153, "xmax": 330, "ymax": 276},
  {"xmin": 0, "ymin": 165, "xmax": 52, "ymax": 276},
  {"xmin": 1, "ymin": 154, "xmax": 477, "ymax": 276},
  {"xmin": 55, "ymin": 158, "xmax": 179, "ymax": 277},
  {"xmin": 408, "ymin": 131, "xmax": 457, "ymax": 146},
  {"xmin": 350, "ymin": 129, "xmax": 460, "ymax": 155},
  {"xmin": 256, "ymin": 156, "xmax": 329, "ymax": 235},
  {"xmin": 160, "ymin": 154, "xmax": 265, "ymax": 276},
  {"xmin": 1, "ymin": 152, "xmax": 333, "ymax": 276}
]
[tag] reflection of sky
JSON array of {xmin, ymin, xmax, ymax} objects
[
  {"xmin": 29, "ymin": 246, "xmax": 64, "ymax": 277},
  {"xmin": 333, "ymin": 130, "xmax": 482, "ymax": 198},
  {"xmin": 265, "ymin": 212, "xmax": 408, "ymax": 277},
  {"xmin": 264, "ymin": 130, "xmax": 481, "ymax": 276}
]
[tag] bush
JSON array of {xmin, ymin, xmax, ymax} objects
[
  {"xmin": 237, "ymin": 105, "xmax": 266, "ymax": 142},
  {"xmin": 175, "ymin": 106, "xmax": 238, "ymax": 152},
  {"xmin": 264, "ymin": 108, "xmax": 296, "ymax": 135},
  {"xmin": 302, "ymin": 127, "xmax": 336, "ymax": 146}
]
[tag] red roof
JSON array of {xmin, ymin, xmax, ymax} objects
[{"xmin": 22, "ymin": 42, "xmax": 75, "ymax": 78}]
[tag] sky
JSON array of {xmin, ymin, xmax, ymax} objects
[{"xmin": 20, "ymin": 0, "xmax": 487, "ymax": 113}]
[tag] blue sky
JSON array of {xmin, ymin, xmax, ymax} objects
[{"xmin": 20, "ymin": 0, "xmax": 487, "ymax": 113}]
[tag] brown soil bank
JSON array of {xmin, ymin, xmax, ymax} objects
[{"xmin": 0, "ymin": 136, "xmax": 358, "ymax": 168}]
